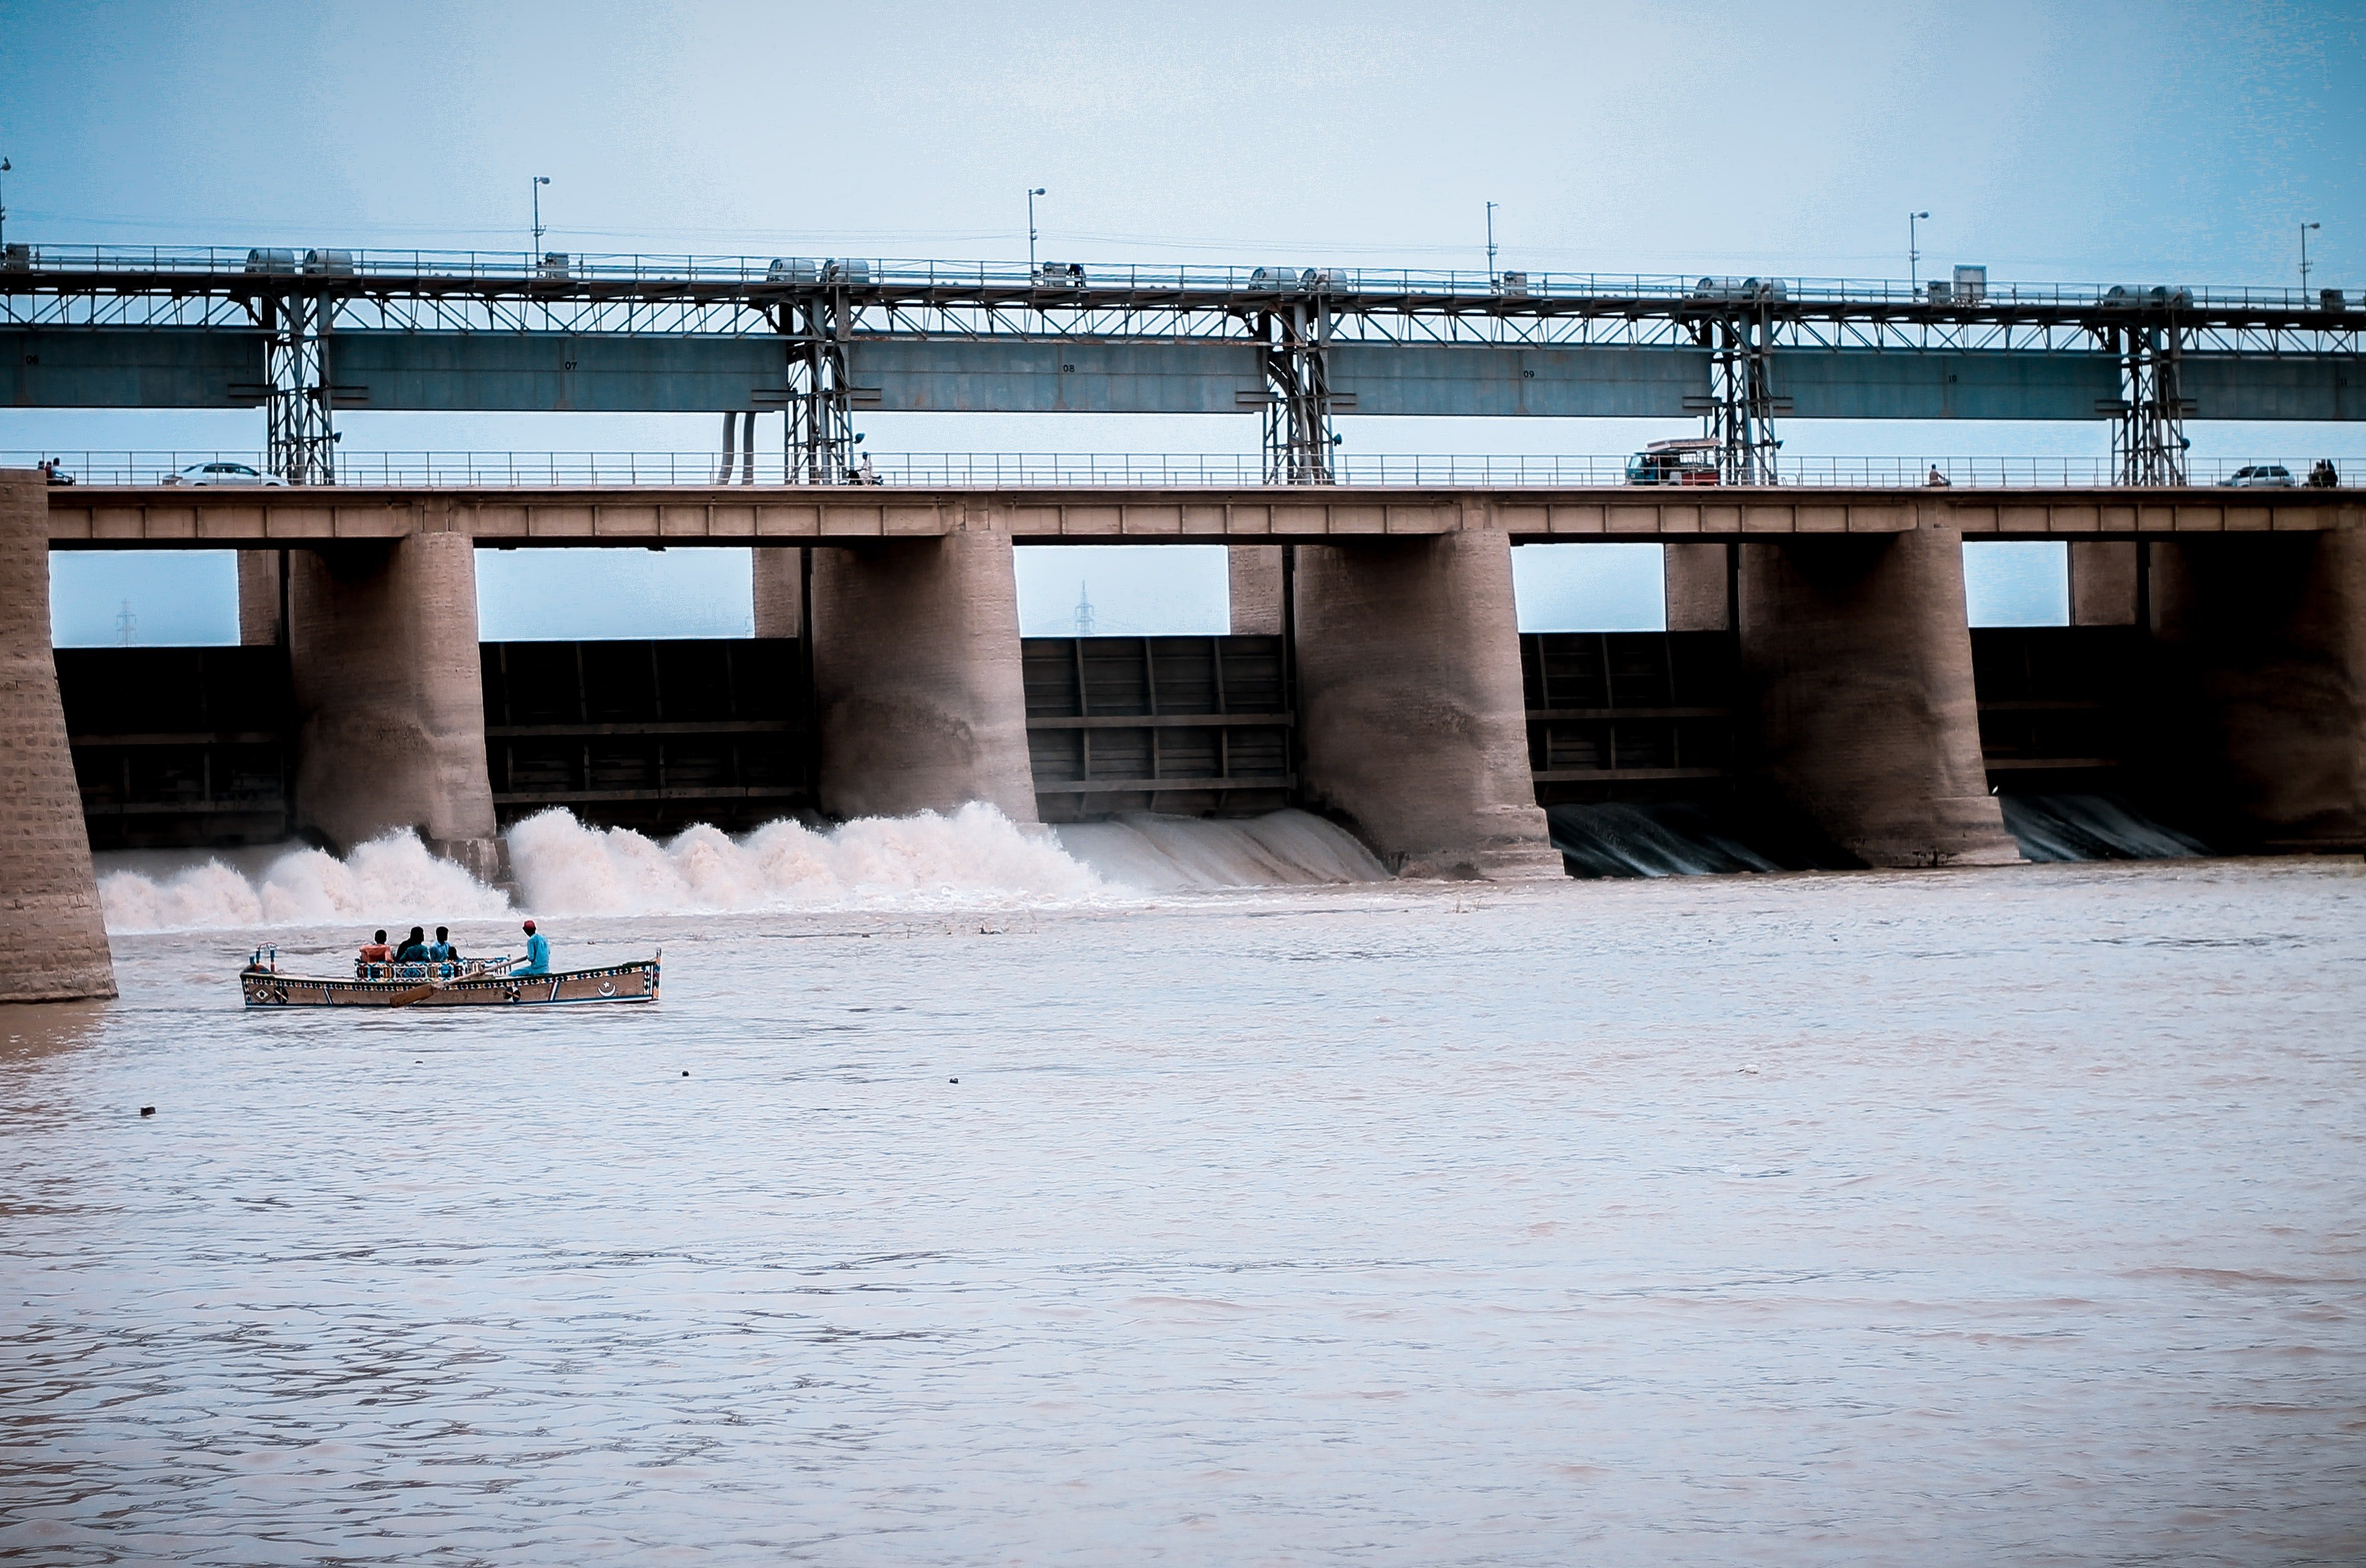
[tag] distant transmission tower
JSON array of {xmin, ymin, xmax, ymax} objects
[
  {"xmin": 1073, "ymin": 580, "xmax": 1096, "ymax": 636},
  {"xmin": 115, "ymin": 598, "xmax": 137, "ymax": 646}
]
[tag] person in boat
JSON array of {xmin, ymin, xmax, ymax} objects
[
  {"xmin": 357, "ymin": 929, "xmax": 392, "ymax": 977},
  {"xmin": 427, "ymin": 926, "xmax": 459, "ymax": 962},
  {"xmin": 516, "ymin": 919, "xmax": 550, "ymax": 977},
  {"xmin": 393, "ymin": 926, "xmax": 431, "ymax": 963}
]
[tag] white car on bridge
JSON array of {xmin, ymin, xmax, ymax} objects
[{"xmin": 162, "ymin": 461, "xmax": 287, "ymax": 487}]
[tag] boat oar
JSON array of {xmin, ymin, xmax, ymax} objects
[{"xmin": 389, "ymin": 957, "xmax": 519, "ymax": 1009}]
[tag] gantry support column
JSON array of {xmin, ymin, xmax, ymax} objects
[
  {"xmin": 2149, "ymin": 532, "xmax": 2366, "ymax": 850},
  {"xmin": 1293, "ymin": 526, "xmax": 1561, "ymax": 879},
  {"xmin": 808, "ymin": 529, "xmax": 1038, "ymax": 822},
  {"xmin": 288, "ymin": 532, "xmax": 502, "ymax": 881},
  {"xmin": 752, "ymin": 546, "xmax": 804, "ymax": 637},
  {"xmin": 1738, "ymin": 514, "xmax": 2022, "ymax": 868},
  {"xmin": 0, "ymin": 472, "xmax": 116, "ymax": 1000},
  {"xmin": 1229, "ymin": 546, "xmax": 1284, "ymax": 635}
]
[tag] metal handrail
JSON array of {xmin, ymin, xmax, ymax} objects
[
  {"xmin": 11, "ymin": 450, "xmax": 2351, "ymax": 490},
  {"xmin": 0, "ymin": 244, "xmax": 2354, "ymax": 311}
]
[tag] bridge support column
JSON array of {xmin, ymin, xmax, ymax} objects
[
  {"xmin": 0, "ymin": 472, "xmax": 116, "ymax": 1001},
  {"xmin": 752, "ymin": 546, "xmax": 804, "ymax": 637},
  {"xmin": 2150, "ymin": 533, "xmax": 2365, "ymax": 850},
  {"xmin": 809, "ymin": 530, "xmax": 1038, "ymax": 822},
  {"xmin": 238, "ymin": 551, "xmax": 283, "ymax": 646},
  {"xmin": 1229, "ymin": 546, "xmax": 1284, "ymax": 635},
  {"xmin": 1739, "ymin": 519, "xmax": 2021, "ymax": 868},
  {"xmin": 1293, "ymin": 527, "xmax": 1560, "ymax": 879},
  {"xmin": 288, "ymin": 533, "xmax": 502, "ymax": 881}
]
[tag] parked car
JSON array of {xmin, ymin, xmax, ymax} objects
[
  {"xmin": 2218, "ymin": 464, "xmax": 2297, "ymax": 489},
  {"xmin": 163, "ymin": 461, "xmax": 287, "ymax": 487}
]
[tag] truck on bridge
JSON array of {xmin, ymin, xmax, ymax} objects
[{"xmin": 1625, "ymin": 438, "xmax": 1722, "ymax": 486}]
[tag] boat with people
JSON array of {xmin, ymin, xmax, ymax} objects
[{"xmin": 238, "ymin": 919, "xmax": 659, "ymax": 1009}]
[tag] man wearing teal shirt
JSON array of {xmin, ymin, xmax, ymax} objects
[{"xmin": 517, "ymin": 919, "xmax": 551, "ymax": 977}]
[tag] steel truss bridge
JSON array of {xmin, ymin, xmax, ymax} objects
[{"xmin": 4, "ymin": 245, "xmax": 2359, "ymax": 487}]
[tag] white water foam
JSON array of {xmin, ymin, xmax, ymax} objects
[
  {"xmin": 504, "ymin": 803, "xmax": 1108, "ymax": 914},
  {"xmin": 93, "ymin": 805, "xmax": 1394, "ymax": 932},
  {"xmin": 98, "ymin": 832, "xmax": 513, "ymax": 934}
]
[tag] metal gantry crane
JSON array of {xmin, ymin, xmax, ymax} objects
[{"xmin": 6, "ymin": 245, "xmax": 2353, "ymax": 489}]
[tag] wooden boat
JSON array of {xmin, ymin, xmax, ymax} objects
[{"xmin": 239, "ymin": 947, "xmax": 660, "ymax": 1009}]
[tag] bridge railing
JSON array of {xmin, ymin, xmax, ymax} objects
[
  {"xmin": 11, "ymin": 451, "xmax": 2352, "ymax": 490},
  {"xmin": 1, "ymin": 245, "xmax": 2354, "ymax": 312}
]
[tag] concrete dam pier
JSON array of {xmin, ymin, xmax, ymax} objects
[
  {"xmin": 1, "ymin": 473, "xmax": 116, "ymax": 1000},
  {"xmin": 11, "ymin": 473, "xmax": 2365, "ymax": 1000}
]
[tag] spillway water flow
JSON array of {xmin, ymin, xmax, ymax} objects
[
  {"xmin": 1999, "ymin": 792, "xmax": 2213, "ymax": 861},
  {"xmin": 92, "ymin": 807, "xmax": 1391, "ymax": 932}
]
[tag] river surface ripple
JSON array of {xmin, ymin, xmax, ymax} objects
[{"xmin": 4, "ymin": 859, "xmax": 2364, "ymax": 1565}]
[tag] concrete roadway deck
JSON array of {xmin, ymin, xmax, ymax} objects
[{"xmin": 44, "ymin": 485, "xmax": 2362, "ymax": 548}]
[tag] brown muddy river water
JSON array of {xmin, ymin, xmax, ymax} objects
[{"xmin": 4, "ymin": 857, "xmax": 2363, "ymax": 1564}]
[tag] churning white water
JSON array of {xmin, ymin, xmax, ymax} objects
[
  {"xmin": 95, "ymin": 834, "xmax": 511, "ymax": 932},
  {"xmin": 92, "ymin": 807, "xmax": 1388, "ymax": 932}
]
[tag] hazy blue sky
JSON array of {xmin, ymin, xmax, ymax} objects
[{"xmin": 10, "ymin": 0, "xmax": 2360, "ymax": 640}]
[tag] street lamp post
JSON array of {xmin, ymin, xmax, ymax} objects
[
  {"xmin": 1027, "ymin": 187, "xmax": 1046, "ymax": 273},
  {"xmin": 1908, "ymin": 210, "xmax": 1930, "ymax": 291},
  {"xmin": 1486, "ymin": 200, "xmax": 1498, "ymax": 282},
  {"xmin": 0, "ymin": 158, "xmax": 11, "ymax": 251},
  {"xmin": 532, "ymin": 176, "xmax": 550, "ymax": 258},
  {"xmin": 2301, "ymin": 220, "xmax": 2321, "ymax": 296}
]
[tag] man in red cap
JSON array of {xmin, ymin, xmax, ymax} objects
[{"xmin": 517, "ymin": 919, "xmax": 551, "ymax": 977}]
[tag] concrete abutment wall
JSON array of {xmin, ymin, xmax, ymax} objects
[{"xmin": 1, "ymin": 472, "xmax": 117, "ymax": 1000}]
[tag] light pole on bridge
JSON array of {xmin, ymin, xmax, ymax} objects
[
  {"xmin": 2301, "ymin": 220, "xmax": 2321, "ymax": 296},
  {"xmin": 1908, "ymin": 210, "xmax": 1930, "ymax": 291},
  {"xmin": 1027, "ymin": 187, "xmax": 1046, "ymax": 273},
  {"xmin": 531, "ymin": 176, "xmax": 550, "ymax": 258}
]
